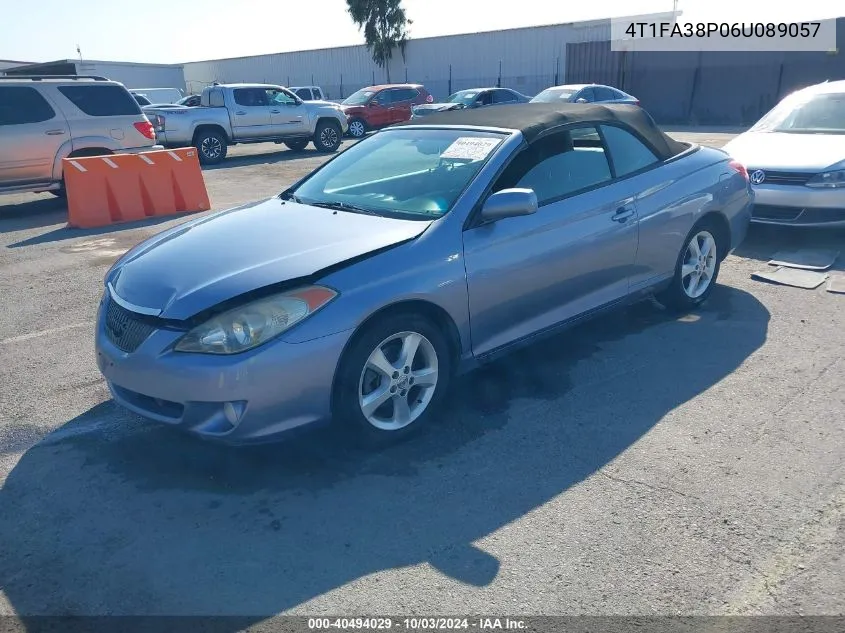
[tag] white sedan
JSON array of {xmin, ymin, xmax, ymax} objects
[{"xmin": 723, "ymin": 79, "xmax": 845, "ymax": 227}]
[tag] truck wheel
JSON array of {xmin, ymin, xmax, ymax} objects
[
  {"xmin": 347, "ymin": 118, "xmax": 367, "ymax": 138},
  {"xmin": 313, "ymin": 120, "xmax": 342, "ymax": 153},
  {"xmin": 194, "ymin": 130, "xmax": 228, "ymax": 165},
  {"xmin": 284, "ymin": 140, "xmax": 309, "ymax": 152}
]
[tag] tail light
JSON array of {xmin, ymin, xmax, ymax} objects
[
  {"xmin": 729, "ymin": 160, "xmax": 749, "ymax": 181},
  {"xmin": 133, "ymin": 121, "xmax": 156, "ymax": 140},
  {"xmin": 633, "ymin": 100, "xmax": 641, "ymax": 106}
]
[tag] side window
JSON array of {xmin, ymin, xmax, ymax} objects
[
  {"xmin": 0, "ymin": 86, "xmax": 56, "ymax": 125},
  {"xmin": 208, "ymin": 90, "xmax": 224, "ymax": 107},
  {"xmin": 294, "ymin": 88, "xmax": 312, "ymax": 100},
  {"xmin": 600, "ymin": 124, "xmax": 659, "ymax": 177},
  {"xmin": 492, "ymin": 90, "xmax": 517, "ymax": 104},
  {"xmin": 233, "ymin": 88, "xmax": 269, "ymax": 107},
  {"xmin": 477, "ymin": 91, "xmax": 493, "ymax": 106},
  {"xmin": 266, "ymin": 88, "xmax": 297, "ymax": 105},
  {"xmin": 593, "ymin": 87, "xmax": 617, "ymax": 102},
  {"xmin": 393, "ymin": 88, "xmax": 419, "ymax": 103},
  {"xmin": 493, "ymin": 125, "xmax": 612, "ymax": 204},
  {"xmin": 57, "ymin": 85, "xmax": 141, "ymax": 116},
  {"xmin": 373, "ymin": 90, "xmax": 391, "ymax": 106},
  {"xmin": 576, "ymin": 87, "xmax": 596, "ymax": 103}
]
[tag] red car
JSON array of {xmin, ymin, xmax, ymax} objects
[{"xmin": 340, "ymin": 84, "xmax": 433, "ymax": 138}]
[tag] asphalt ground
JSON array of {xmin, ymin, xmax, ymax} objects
[{"xmin": 0, "ymin": 130, "xmax": 843, "ymax": 619}]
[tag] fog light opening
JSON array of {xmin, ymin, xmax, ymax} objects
[{"xmin": 223, "ymin": 401, "xmax": 247, "ymax": 427}]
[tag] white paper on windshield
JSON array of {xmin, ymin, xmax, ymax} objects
[
  {"xmin": 440, "ymin": 137, "xmax": 501, "ymax": 161},
  {"xmin": 462, "ymin": 92, "xmax": 478, "ymax": 99}
]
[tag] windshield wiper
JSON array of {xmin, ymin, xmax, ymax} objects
[
  {"xmin": 279, "ymin": 191, "xmax": 303, "ymax": 203},
  {"xmin": 308, "ymin": 201, "xmax": 381, "ymax": 216}
]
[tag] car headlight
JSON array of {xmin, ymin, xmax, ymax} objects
[
  {"xmin": 806, "ymin": 169, "xmax": 845, "ymax": 188},
  {"xmin": 174, "ymin": 286, "xmax": 337, "ymax": 355}
]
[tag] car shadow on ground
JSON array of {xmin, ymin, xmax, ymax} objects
[
  {"xmin": 5, "ymin": 211, "xmax": 203, "ymax": 248},
  {"xmin": 0, "ymin": 286, "xmax": 769, "ymax": 621}
]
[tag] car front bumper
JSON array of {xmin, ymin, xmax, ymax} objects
[
  {"xmin": 94, "ymin": 293, "xmax": 354, "ymax": 445},
  {"xmin": 750, "ymin": 183, "xmax": 845, "ymax": 227}
]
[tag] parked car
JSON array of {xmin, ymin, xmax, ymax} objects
[
  {"xmin": 531, "ymin": 84, "xmax": 639, "ymax": 106},
  {"xmin": 145, "ymin": 83, "xmax": 348, "ymax": 164},
  {"xmin": 290, "ymin": 86, "xmax": 327, "ymax": 101},
  {"xmin": 131, "ymin": 92, "xmax": 153, "ymax": 106},
  {"xmin": 0, "ymin": 75, "xmax": 160, "ymax": 198},
  {"xmin": 176, "ymin": 94, "xmax": 200, "ymax": 107},
  {"xmin": 722, "ymin": 80, "xmax": 845, "ymax": 227},
  {"xmin": 340, "ymin": 83, "xmax": 432, "ymax": 138},
  {"xmin": 129, "ymin": 87, "xmax": 184, "ymax": 104},
  {"xmin": 411, "ymin": 87, "xmax": 530, "ymax": 118},
  {"xmin": 94, "ymin": 103, "xmax": 751, "ymax": 447}
]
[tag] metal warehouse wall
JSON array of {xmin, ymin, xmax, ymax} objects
[
  {"xmin": 566, "ymin": 16, "xmax": 845, "ymax": 125},
  {"xmin": 182, "ymin": 20, "xmax": 615, "ymax": 100},
  {"xmin": 83, "ymin": 61, "xmax": 186, "ymax": 92}
]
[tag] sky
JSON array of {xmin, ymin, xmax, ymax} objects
[{"xmin": 1, "ymin": 0, "xmax": 840, "ymax": 65}]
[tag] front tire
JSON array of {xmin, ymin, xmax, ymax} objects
[
  {"xmin": 194, "ymin": 129, "xmax": 228, "ymax": 165},
  {"xmin": 334, "ymin": 314, "xmax": 452, "ymax": 448},
  {"xmin": 313, "ymin": 120, "xmax": 342, "ymax": 153},
  {"xmin": 347, "ymin": 118, "xmax": 367, "ymax": 138},
  {"xmin": 656, "ymin": 219, "xmax": 722, "ymax": 312}
]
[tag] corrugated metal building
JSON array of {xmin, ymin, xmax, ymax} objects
[
  {"xmin": 182, "ymin": 19, "xmax": 615, "ymax": 100},
  {"xmin": 2, "ymin": 59, "xmax": 186, "ymax": 92}
]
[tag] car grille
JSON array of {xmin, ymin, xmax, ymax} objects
[
  {"xmin": 747, "ymin": 169, "xmax": 815, "ymax": 185},
  {"xmin": 104, "ymin": 296, "xmax": 156, "ymax": 353}
]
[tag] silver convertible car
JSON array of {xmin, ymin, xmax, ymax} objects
[{"xmin": 95, "ymin": 104, "xmax": 752, "ymax": 446}]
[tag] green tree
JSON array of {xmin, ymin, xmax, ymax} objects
[{"xmin": 346, "ymin": 0, "xmax": 411, "ymax": 83}]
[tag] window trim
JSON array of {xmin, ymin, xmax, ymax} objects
[{"xmin": 464, "ymin": 120, "xmax": 669, "ymax": 230}]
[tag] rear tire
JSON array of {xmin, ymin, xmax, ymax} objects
[
  {"xmin": 284, "ymin": 139, "xmax": 309, "ymax": 152},
  {"xmin": 334, "ymin": 314, "xmax": 453, "ymax": 448},
  {"xmin": 313, "ymin": 120, "xmax": 342, "ymax": 153},
  {"xmin": 347, "ymin": 118, "xmax": 367, "ymax": 138},
  {"xmin": 194, "ymin": 129, "xmax": 227, "ymax": 165},
  {"xmin": 656, "ymin": 218, "xmax": 722, "ymax": 312}
]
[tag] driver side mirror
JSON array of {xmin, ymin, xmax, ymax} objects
[{"xmin": 480, "ymin": 188, "xmax": 538, "ymax": 223}]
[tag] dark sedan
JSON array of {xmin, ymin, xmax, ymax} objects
[{"xmin": 411, "ymin": 87, "xmax": 530, "ymax": 118}]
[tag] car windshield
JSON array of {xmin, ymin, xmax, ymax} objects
[
  {"xmin": 286, "ymin": 128, "xmax": 507, "ymax": 219},
  {"xmin": 342, "ymin": 89, "xmax": 375, "ymax": 105},
  {"xmin": 447, "ymin": 90, "xmax": 480, "ymax": 105},
  {"xmin": 530, "ymin": 88, "xmax": 576, "ymax": 103},
  {"xmin": 750, "ymin": 91, "xmax": 845, "ymax": 134}
]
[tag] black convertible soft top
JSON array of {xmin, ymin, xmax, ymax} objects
[{"xmin": 394, "ymin": 103, "xmax": 689, "ymax": 161}]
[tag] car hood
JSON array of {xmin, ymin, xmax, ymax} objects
[
  {"xmin": 723, "ymin": 131, "xmax": 845, "ymax": 171},
  {"xmin": 413, "ymin": 103, "xmax": 462, "ymax": 115},
  {"xmin": 110, "ymin": 198, "xmax": 432, "ymax": 320}
]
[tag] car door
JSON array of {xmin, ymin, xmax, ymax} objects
[
  {"xmin": 596, "ymin": 123, "xmax": 671, "ymax": 290},
  {"xmin": 266, "ymin": 88, "xmax": 308, "ymax": 135},
  {"xmin": 230, "ymin": 87, "xmax": 273, "ymax": 138},
  {"xmin": 389, "ymin": 88, "xmax": 417, "ymax": 123},
  {"xmin": 462, "ymin": 124, "xmax": 640, "ymax": 357},
  {"xmin": 0, "ymin": 86, "xmax": 68, "ymax": 187},
  {"xmin": 367, "ymin": 89, "xmax": 394, "ymax": 128}
]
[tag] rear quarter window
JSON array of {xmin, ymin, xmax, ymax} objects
[
  {"xmin": 58, "ymin": 85, "xmax": 142, "ymax": 116},
  {"xmin": 600, "ymin": 124, "xmax": 659, "ymax": 177},
  {"xmin": 0, "ymin": 86, "xmax": 56, "ymax": 125}
]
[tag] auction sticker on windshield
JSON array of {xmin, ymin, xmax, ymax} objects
[{"xmin": 441, "ymin": 137, "xmax": 502, "ymax": 161}]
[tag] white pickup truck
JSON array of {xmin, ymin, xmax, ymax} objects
[{"xmin": 145, "ymin": 83, "xmax": 349, "ymax": 164}]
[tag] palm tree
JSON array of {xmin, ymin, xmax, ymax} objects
[{"xmin": 346, "ymin": 0, "xmax": 411, "ymax": 83}]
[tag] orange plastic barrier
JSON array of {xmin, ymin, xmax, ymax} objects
[{"xmin": 63, "ymin": 147, "xmax": 211, "ymax": 229}]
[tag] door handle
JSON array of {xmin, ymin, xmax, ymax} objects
[
  {"xmin": 612, "ymin": 206, "xmax": 636, "ymax": 223},
  {"xmin": 269, "ymin": 110, "xmax": 280, "ymax": 114},
  {"xmin": 45, "ymin": 129, "xmax": 66, "ymax": 135},
  {"xmin": 235, "ymin": 111, "xmax": 246, "ymax": 115}
]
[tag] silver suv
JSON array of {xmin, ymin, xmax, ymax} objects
[{"xmin": 0, "ymin": 75, "xmax": 161, "ymax": 197}]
